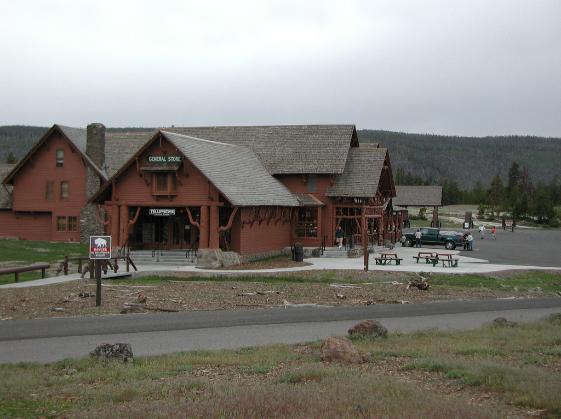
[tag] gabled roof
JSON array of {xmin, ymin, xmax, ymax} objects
[
  {"xmin": 92, "ymin": 131, "xmax": 300, "ymax": 207},
  {"xmin": 166, "ymin": 125, "xmax": 357, "ymax": 175},
  {"xmin": 2, "ymin": 124, "xmax": 107, "ymax": 185},
  {"xmin": 393, "ymin": 185, "xmax": 443, "ymax": 207},
  {"xmin": 161, "ymin": 132, "xmax": 299, "ymax": 207},
  {"xmin": 0, "ymin": 164, "xmax": 16, "ymax": 208},
  {"xmin": 326, "ymin": 144, "xmax": 388, "ymax": 197}
]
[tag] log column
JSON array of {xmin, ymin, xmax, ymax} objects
[
  {"xmin": 119, "ymin": 205, "xmax": 129, "ymax": 247},
  {"xmin": 110, "ymin": 205, "xmax": 120, "ymax": 246},
  {"xmin": 209, "ymin": 205, "xmax": 220, "ymax": 249},
  {"xmin": 199, "ymin": 205, "xmax": 210, "ymax": 249}
]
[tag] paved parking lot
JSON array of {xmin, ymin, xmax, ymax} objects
[{"xmin": 458, "ymin": 228, "xmax": 561, "ymax": 267}]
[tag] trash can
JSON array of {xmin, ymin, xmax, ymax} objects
[{"xmin": 293, "ymin": 243, "xmax": 304, "ymax": 262}]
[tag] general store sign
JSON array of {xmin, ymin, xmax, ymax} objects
[
  {"xmin": 147, "ymin": 155, "xmax": 182, "ymax": 163},
  {"xmin": 89, "ymin": 235, "xmax": 112, "ymax": 260},
  {"xmin": 149, "ymin": 208, "xmax": 176, "ymax": 216}
]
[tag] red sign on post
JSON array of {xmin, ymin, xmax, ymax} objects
[{"xmin": 89, "ymin": 236, "xmax": 112, "ymax": 260}]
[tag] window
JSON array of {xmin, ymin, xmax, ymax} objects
[
  {"xmin": 155, "ymin": 173, "xmax": 167, "ymax": 192},
  {"xmin": 56, "ymin": 216, "xmax": 67, "ymax": 231},
  {"xmin": 152, "ymin": 172, "xmax": 177, "ymax": 195},
  {"xmin": 67, "ymin": 216, "xmax": 78, "ymax": 231},
  {"xmin": 295, "ymin": 207, "xmax": 318, "ymax": 238},
  {"xmin": 56, "ymin": 149, "xmax": 64, "ymax": 167},
  {"xmin": 45, "ymin": 181, "xmax": 54, "ymax": 200},
  {"xmin": 60, "ymin": 181, "xmax": 69, "ymax": 199}
]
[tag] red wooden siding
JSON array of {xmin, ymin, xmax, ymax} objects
[
  {"xmin": 3, "ymin": 131, "xmax": 87, "ymax": 242},
  {"xmin": 232, "ymin": 208, "xmax": 292, "ymax": 255},
  {"xmin": 113, "ymin": 139, "xmax": 218, "ymax": 206},
  {"xmin": 278, "ymin": 175, "xmax": 336, "ymax": 247},
  {"xmin": 0, "ymin": 211, "xmax": 52, "ymax": 240}
]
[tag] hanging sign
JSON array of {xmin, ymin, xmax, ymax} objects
[
  {"xmin": 147, "ymin": 155, "xmax": 182, "ymax": 163},
  {"xmin": 89, "ymin": 235, "xmax": 112, "ymax": 259},
  {"xmin": 149, "ymin": 208, "xmax": 176, "ymax": 216}
]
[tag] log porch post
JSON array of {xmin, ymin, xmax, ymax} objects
[
  {"xmin": 111, "ymin": 205, "xmax": 120, "ymax": 246},
  {"xmin": 119, "ymin": 205, "xmax": 129, "ymax": 247},
  {"xmin": 199, "ymin": 205, "xmax": 210, "ymax": 248},
  {"xmin": 209, "ymin": 205, "xmax": 220, "ymax": 249}
]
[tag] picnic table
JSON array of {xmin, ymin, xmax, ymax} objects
[
  {"xmin": 374, "ymin": 252, "xmax": 403, "ymax": 265},
  {"xmin": 413, "ymin": 252, "xmax": 437, "ymax": 265},
  {"xmin": 437, "ymin": 253, "xmax": 459, "ymax": 268}
]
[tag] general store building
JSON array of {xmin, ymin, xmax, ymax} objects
[{"xmin": 2, "ymin": 124, "xmax": 400, "ymax": 258}]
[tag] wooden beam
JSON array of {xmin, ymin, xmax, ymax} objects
[{"xmin": 219, "ymin": 207, "xmax": 239, "ymax": 232}]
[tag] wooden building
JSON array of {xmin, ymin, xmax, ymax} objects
[
  {"xmin": 393, "ymin": 185, "xmax": 443, "ymax": 228},
  {"xmin": 2, "ymin": 124, "xmax": 400, "ymax": 257}
]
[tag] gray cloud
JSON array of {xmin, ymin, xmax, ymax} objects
[{"xmin": 1, "ymin": 0, "xmax": 560, "ymax": 136}]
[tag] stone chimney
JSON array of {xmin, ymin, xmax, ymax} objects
[
  {"xmin": 86, "ymin": 123, "xmax": 106, "ymax": 168},
  {"xmin": 80, "ymin": 123, "xmax": 106, "ymax": 244}
]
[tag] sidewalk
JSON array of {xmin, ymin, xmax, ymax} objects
[{"xmin": 2, "ymin": 245, "xmax": 560, "ymax": 289}]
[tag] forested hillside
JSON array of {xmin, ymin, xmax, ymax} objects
[
  {"xmin": 359, "ymin": 130, "xmax": 561, "ymax": 188},
  {"xmin": 2, "ymin": 125, "xmax": 561, "ymax": 189}
]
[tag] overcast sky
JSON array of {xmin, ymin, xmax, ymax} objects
[{"xmin": 1, "ymin": 0, "xmax": 560, "ymax": 136}]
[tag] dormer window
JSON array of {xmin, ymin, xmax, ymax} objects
[
  {"xmin": 152, "ymin": 172, "xmax": 177, "ymax": 196},
  {"xmin": 56, "ymin": 149, "xmax": 64, "ymax": 167}
]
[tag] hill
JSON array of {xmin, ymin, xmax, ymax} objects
[
  {"xmin": 359, "ymin": 130, "xmax": 561, "ymax": 188},
  {"xmin": 2, "ymin": 125, "xmax": 561, "ymax": 188}
]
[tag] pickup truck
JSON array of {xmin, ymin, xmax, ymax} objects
[{"xmin": 400, "ymin": 227, "xmax": 465, "ymax": 250}]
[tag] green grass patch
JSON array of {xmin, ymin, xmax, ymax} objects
[
  {"xmin": 429, "ymin": 271, "xmax": 561, "ymax": 293},
  {"xmin": 0, "ymin": 239, "xmax": 87, "ymax": 264}
]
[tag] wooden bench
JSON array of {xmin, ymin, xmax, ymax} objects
[{"xmin": 0, "ymin": 263, "xmax": 50, "ymax": 283}]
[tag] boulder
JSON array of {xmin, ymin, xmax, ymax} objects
[
  {"xmin": 348, "ymin": 320, "xmax": 387, "ymax": 338},
  {"xmin": 320, "ymin": 336, "xmax": 370, "ymax": 364},
  {"xmin": 492, "ymin": 317, "xmax": 518, "ymax": 327},
  {"xmin": 347, "ymin": 248, "xmax": 363, "ymax": 258},
  {"xmin": 196, "ymin": 249, "xmax": 224, "ymax": 269},
  {"xmin": 90, "ymin": 343, "xmax": 133, "ymax": 362},
  {"xmin": 222, "ymin": 251, "xmax": 242, "ymax": 267}
]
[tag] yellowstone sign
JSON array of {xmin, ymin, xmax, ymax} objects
[{"xmin": 89, "ymin": 235, "xmax": 112, "ymax": 259}]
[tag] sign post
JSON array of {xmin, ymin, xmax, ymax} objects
[{"xmin": 89, "ymin": 235, "xmax": 112, "ymax": 307}]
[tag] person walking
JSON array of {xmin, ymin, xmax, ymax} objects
[
  {"xmin": 414, "ymin": 229, "xmax": 422, "ymax": 248},
  {"xmin": 335, "ymin": 226, "xmax": 344, "ymax": 249},
  {"xmin": 478, "ymin": 225, "xmax": 486, "ymax": 240},
  {"xmin": 467, "ymin": 233, "xmax": 474, "ymax": 251},
  {"xmin": 491, "ymin": 226, "xmax": 497, "ymax": 240}
]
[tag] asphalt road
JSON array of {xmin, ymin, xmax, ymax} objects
[
  {"xmin": 1, "ymin": 298, "xmax": 560, "ymax": 363},
  {"xmin": 457, "ymin": 228, "xmax": 561, "ymax": 267}
]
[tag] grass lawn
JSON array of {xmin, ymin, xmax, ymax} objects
[
  {"xmin": 0, "ymin": 239, "xmax": 87, "ymax": 264},
  {"xmin": 1, "ymin": 314, "xmax": 560, "ymax": 418},
  {"xmin": 0, "ymin": 239, "xmax": 87, "ymax": 285}
]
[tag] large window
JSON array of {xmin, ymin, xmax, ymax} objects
[
  {"xmin": 45, "ymin": 181, "xmax": 54, "ymax": 200},
  {"xmin": 56, "ymin": 149, "xmax": 64, "ymax": 167},
  {"xmin": 60, "ymin": 181, "xmax": 69, "ymax": 199},
  {"xmin": 295, "ymin": 207, "xmax": 318, "ymax": 238},
  {"xmin": 56, "ymin": 216, "xmax": 67, "ymax": 231}
]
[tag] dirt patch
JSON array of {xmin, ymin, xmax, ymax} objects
[{"xmin": 0, "ymin": 271, "xmax": 555, "ymax": 320}]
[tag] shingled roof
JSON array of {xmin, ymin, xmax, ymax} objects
[
  {"xmin": 0, "ymin": 164, "xmax": 16, "ymax": 208},
  {"xmin": 166, "ymin": 125, "xmax": 357, "ymax": 175},
  {"xmin": 100, "ymin": 131, "xmax": 297, "ymax": 208},
  {"xmin": 3, "ymin": 125, "xmax": 107, "ymax": 185},
  {"xmin": 326, "ymin": 144, "xmax": 388, "ymax": 197},
  {"xmin": 105, "ymin": 131, "xmax": 154, "ymax": 177},
  {"xmin": 393, "ymin": 185, "xmax": 443, "ymax": 207}
]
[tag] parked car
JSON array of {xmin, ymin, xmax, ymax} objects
[{"xmin": 400, "ymin": 227, "xmax": 465, "ymax": 250}]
